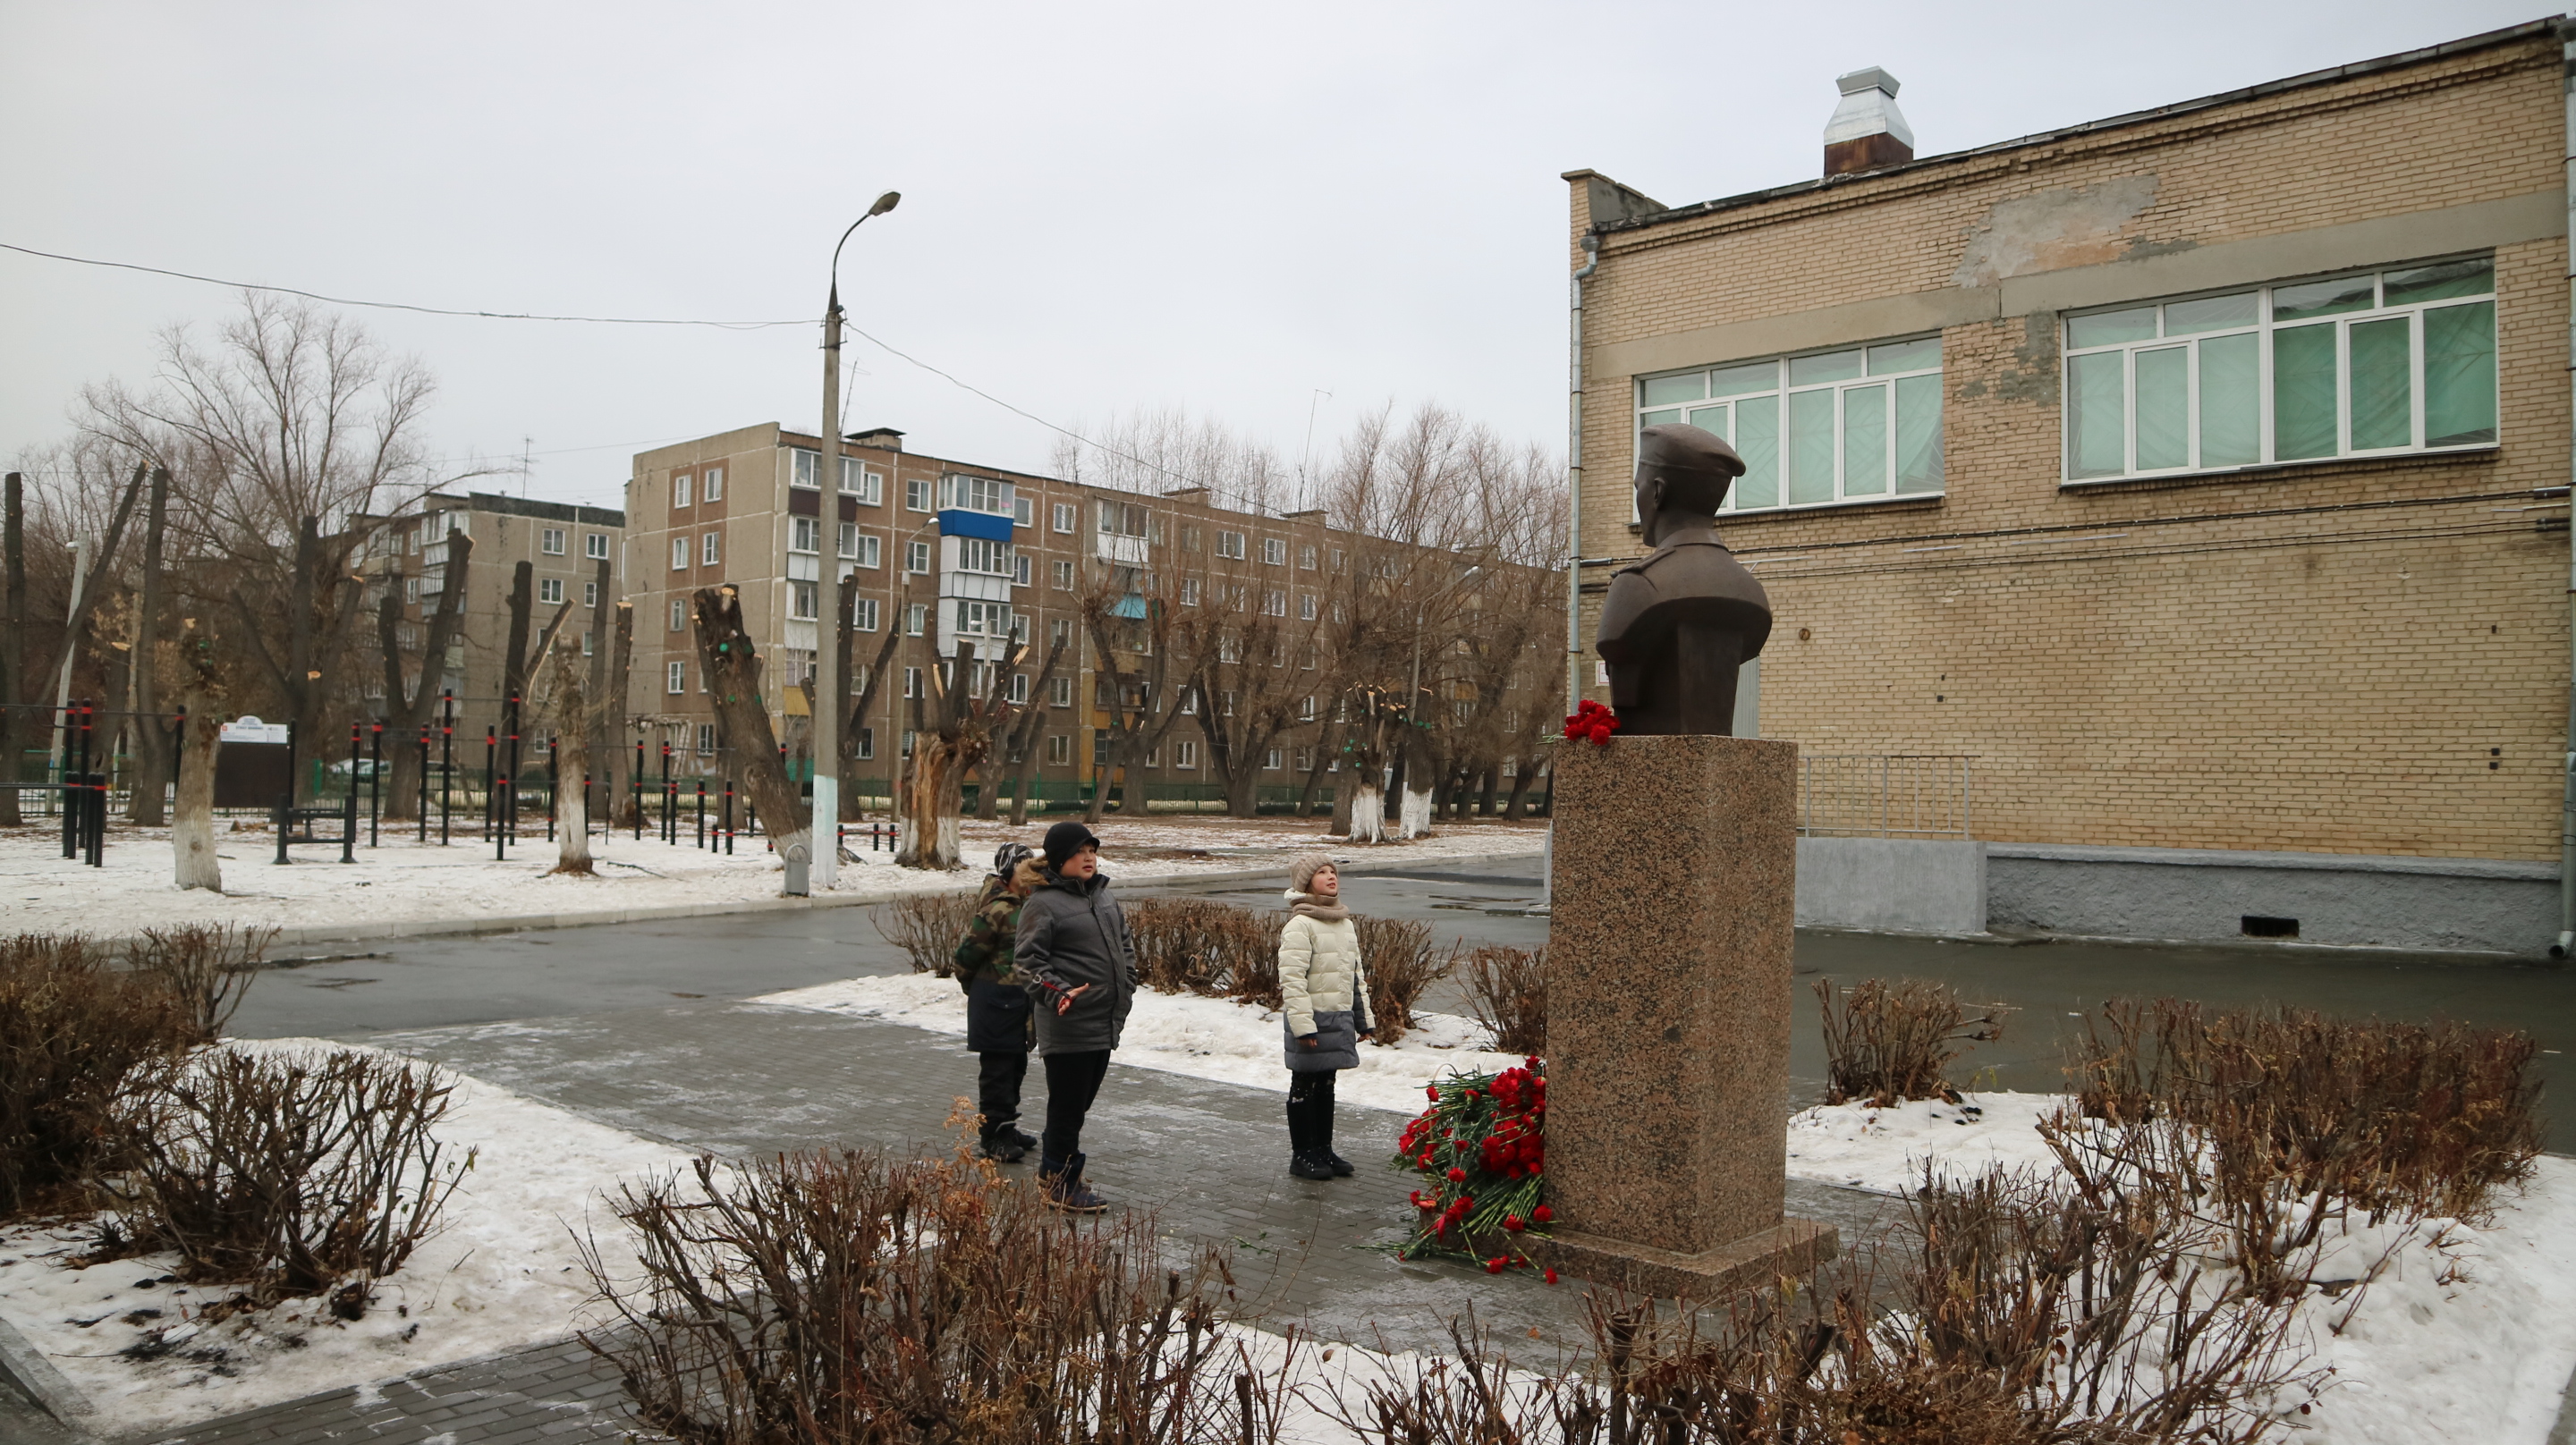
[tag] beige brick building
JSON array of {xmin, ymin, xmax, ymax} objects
[{"xmin": 1566, "ymin": 21, "xmax": 2563, "ymax": 951}]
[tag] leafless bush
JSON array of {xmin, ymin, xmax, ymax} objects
[
  {"xmin": 0, "ymin": 934, "xmax": 196, "ymax": 1217},
  {"xmin": 872, "ymin": 891, "xmax": 984, "ymax": 975},
  {"xmin": 1225, "ymin": 907, "xmax": 1283, "ymax": 1011},
  {"xmin": 1125, "ymin": 898, "xmax": 1241, "ymax": 997},
  {"xmin": 1812, "ymin": 976, "xmax": 2009, "ymax": 1106},
  {"xmin": 2066, "ymin": 998, "xmax": 2542, "ymax": 1229},
  {"xmin": 123, "ymin": 924, "xmax": 273, "ymax": 1042},
  {"xmin": 96, "ymin": 1048, "xmax": 473, "ymax": 1306},
  {"xmin": 580, "ymin": 1139, "xmax": 1296, "ymax": 1444},
  {"xmin": 1462, "ymin": 945, "xmax": 1546, "ymax": 1056},
  {"xmin": 1361, "ymin": 938, "xmax": 1459, "ymax": 1049}
]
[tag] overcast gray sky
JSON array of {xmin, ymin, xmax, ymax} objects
[{"xmin": 2, "ymin": 2, "xmax": 2548, "ymax": 511}]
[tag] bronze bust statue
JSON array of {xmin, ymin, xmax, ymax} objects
[{"xmin": 1595, "ymin": 424, "xmax": 1772, "ymax": 735}]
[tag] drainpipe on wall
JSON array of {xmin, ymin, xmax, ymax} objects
[
  {"xmin": 1567, "ymin": 232, "xmax": 1599, "ymax": 714},
  {"xmin": 2558, "ymin": 18, "xmax": 2576, "ymax": 958}
]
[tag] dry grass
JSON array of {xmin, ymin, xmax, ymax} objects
[
  {"xmin": 580, "ymin": 1129, "xmax": 1296, "ymax": 1444},
  {"xmin": 872, "ymin": 892, "xmax": 984, "ymax": 975},
  {"xmin": 1813, "ymin": 976, "xmax": 2009, "ymax": 1106},
  {"xmin": 0, "ymin": 934, "xmax": 199, "ymax": 1218},
  {"xmin": 1462, "ymin": 945, "xmax": 1546, "ymax": 1056}
]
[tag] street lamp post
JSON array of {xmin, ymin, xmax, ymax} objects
[{"xmin": 810, "ymin": 189, "xmax": 900, "ymax": 893}]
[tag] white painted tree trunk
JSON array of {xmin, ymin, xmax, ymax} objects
[
  {"xmin": 1395, "ymin": 786, "xmax": 1433, "ymax": 840},
  {"xmin": 1348, "ymin": 784, "xmax": 1387, "ymax": 843},
  {"xmin": 172, "ymin": 711, "xmax": 222, "ymax": 892},
  {"xmin": 553, "ymin": 753, "xmax": 591, "ymax": 875}
]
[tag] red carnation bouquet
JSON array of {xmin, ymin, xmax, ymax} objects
[
  {"xmin": 1563, "ymin": 700, "xmax": 1619, "ymax": 747},
  {"xmin": 1393, "ymin": 1060, "xmax": 1557, "ymax": 1280}
]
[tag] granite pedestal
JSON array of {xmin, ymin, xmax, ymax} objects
[{"xmin": 1535, "ymin": 735, "xmax": 1836, "ymax": 1298}]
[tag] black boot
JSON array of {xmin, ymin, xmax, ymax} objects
[
  {"xmin": 1288, "ymin": 1095, "xmax": 1334, "ymax": 1180},
  {"xmin": 1041, "ymin": 1152, "xmax": 1107, "ymax": 1213},
  {"xmin": 1318, "ymin": 1101, "xmax": 1355, "ymax": 1177},
  {"xmin": 979, "ymin": 1120, "xmax": 1026, "ymax": 1164}
]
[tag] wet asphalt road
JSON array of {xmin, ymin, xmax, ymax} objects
[{"xmin": 229, "ymin": 853, "xmax": 2576, "ymax": 1152}]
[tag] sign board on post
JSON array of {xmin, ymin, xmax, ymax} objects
[{"xmin": 213, "ymin": 715, "xmax": 293, "ymax": 808}]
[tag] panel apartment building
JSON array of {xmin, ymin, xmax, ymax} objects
[
  {"xmin": 623, "ymin": 424, "xmax": 1376, "ymax": 800},
  {"xmin": 1566, "ymin": 20, "xmax": 2562, "ymax": 952},
  {"xmin": 368, "ymin": 491, "xmax": 627, "ymax": 729}
]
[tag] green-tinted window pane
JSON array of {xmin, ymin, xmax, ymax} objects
[
  {"xmin": 1788, "ymin": 389, "xmax": 1835, "ymax": 503},
  {"xmin": 2068, "ymin": 307, "xmax": 2157, "ymax": 349},
  {"xmin": 2067, "ymin": 351, "xmax": 2127, "ymax": 478},
  {"xmin": 1641, "ymin": 373, "xmax": 1705, "ymax": 406},
  {"xmin": 2385, "ymin": 258, "xmax": 2494, "ymax": 306},
  {"xmin": 1867, "ymin": 337, "xmax": 1941, "ymax": 375},
  {"xmin": 1686, "ymin": 403, "xmax": 1730, "ymax": 438},
  {"xmin": 2199, "ymin": 333, "xmax": 2258, "ymax": 467},
  {"xmin": 2273, "ymin": 275, "xmax": 2375, "ymax": 321},
  {"xmin": 1895, "ymin": 374, "xmax": 1943, "ymax": 493},
  {"xmin": 2273, "ymin": 323, "xmax": 2338, "ymax": 460},
  {"xmin": 1843, "ymin": 384, "xmax": 1887, "ymax": 496},
  {"xmin": 2164, "ymin": 292, "xmax": 2258, "ymax": 335},
  {"xmin": 1733, "ymin": 395, "xmax": 1779, "ymax": 509},
  {"xmin": 2135, "ymin": 347, "xmax": 2189, "ymax": 470},
  {"xmin": 2349, "ymin": 316, "xmax": 2411, "ymax": 451},
  {"xmin": 1707, "ymin": 359, "xmax": 1779, "ymax": 398},
  {"xmin": 1789, "ymin": 350, "xmax": 1863, "ymax": 386},
  {"xmin": 2425, "ymin": 300, "xmax": 2497, "ymax": 447},
  {"xmin": 1641, "ymin": 409, "xmax": 1682, "ymax": 428}
]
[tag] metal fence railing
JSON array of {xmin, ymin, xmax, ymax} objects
[{"xmin": 1797, "ymin": 754, "xmax": 1974, "ymax": 839}]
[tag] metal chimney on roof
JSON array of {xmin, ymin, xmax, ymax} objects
[{"xmin": 1824, "ymin": 67, "xmax": 1915, "ymax": 176}]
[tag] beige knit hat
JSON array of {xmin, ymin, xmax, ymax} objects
[{"xmin": 1288, "ymin": 852, "xmax": 1335, "ymax": 895}]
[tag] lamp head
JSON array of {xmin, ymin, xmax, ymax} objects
[{"xmin": 869, "ymin": 190, "xmax": 902, "ymax": 217}]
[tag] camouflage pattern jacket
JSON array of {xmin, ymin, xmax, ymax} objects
[{"xmin": 953, "ymin": 876, "xmax": 1025, "ymax": 991}]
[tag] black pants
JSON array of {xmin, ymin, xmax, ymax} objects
[
  {"xmin": 1287, "ymin": 1071, "xmax": 1336, "ymax": 1109},
  {"xmin": 976, "ymin": 1051, "xmax": 1028, "ymax": 1137},
  {"xmin": 1041, "ymin": 1050, "xmax": 1113, "ymax": 1164}
]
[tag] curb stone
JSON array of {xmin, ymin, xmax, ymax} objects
[{"xmin": 0, "ymin": 1312, "xmax": 98, "ymax": 1440}]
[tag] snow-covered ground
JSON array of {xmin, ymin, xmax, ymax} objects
[
  {"xmin": 0, "ymin": 1039, "xmax": 693, "ymax": 1438},
  {"xmin": 0, "ymin": 816, "xmax": 1544, "ymax": 943},
  {"xmin": 756, "ymin": 972, "xmax": 1526, "ymax": 1117}
]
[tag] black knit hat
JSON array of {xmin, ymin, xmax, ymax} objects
[{"xmin": 1043, "ymin": 820, "xmax": 1100, "ymax": 869}]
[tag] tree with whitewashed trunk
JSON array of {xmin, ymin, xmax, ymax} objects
[
  {"xmin": 541, "ymin": 632, "xmax": 594, "ymax": 876},
  {"xmin": 169, "ymin": 620, "xmax": 227, "ymax": 892}
]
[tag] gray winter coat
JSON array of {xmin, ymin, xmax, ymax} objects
[{"xmin": 1014, "ymin": 871, "xmax": 1138, "ymax": 1055}]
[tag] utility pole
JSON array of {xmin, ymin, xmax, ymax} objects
[
  {"xmin": 47, "ymin": 537, "xmax": 89, "ymax": 786},
  {"xmin": 810, "ymin": 188, "xmax": 900, "ymax": 892}
]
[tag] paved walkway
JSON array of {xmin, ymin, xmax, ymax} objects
[{"xmin": 114, "ymin": 995, "xmax": 1898, "ymax": 1444}]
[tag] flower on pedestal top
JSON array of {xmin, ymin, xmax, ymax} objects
[{"xmin": 1563, "ymin": 700, "xmax": 1620, "ymax": 747}]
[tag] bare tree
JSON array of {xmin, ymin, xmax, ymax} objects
[
  {"xmin": 169, "ymin": 620, "xmax": 228, "ymax": 892},
  {"xmin": 1076, "ymin": 561, "xmax": 1197, "ymax": 824},
  {"xmin": 690, "ymin": 586, "xmax": 807, "ymax": 868},
  {"xmin": 539, "ymin": 630, "xmax": 594, "ymax": 876},
  {"xmin": 127, "ymin": 468, "xmax": 174, "ymax": 824},
  {"xmin": 0, "ymin": 473, "xmax": 21, "ymax": 826},
  {"xmin": 898, "ymin": 641, "xmax": 1019, "ymax": 869},
  {"xmin": 376, "ymin": 527, "xmax": 472, "ymax": 820},
  {"xmin": 986, "ymin": 631, "xmax": 1072, "ymax": 824}
]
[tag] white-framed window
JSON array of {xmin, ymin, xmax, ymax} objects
[
  {"xmin": 1053, "ymin": 502, "xmax": 1076, "ymax": 533},
  {"xmin": 956, "ymin": 598, "xmax": 1009, "ymax": 636},
  {"xmin": 580, "ymin": 630, "xmax": 595, "ymax": 656},
  {"xmin": 791, "ymin": 580, "xmax": 818, "ymax": 620},
  {"xmin": 1097, "ymin": 500, "xmax": 1149, "ymax": 538},
  {"xmin": 670, "ymin": 598, "xmax": 687, "ymax": 631},
  {"xmin": 904, "ymin": 603, "xmax": 927, "ymax": 636},
  {"xmin": 1179, "ymin": 687, "xmax": 1199, "ymax": 714},
  {"xmin": 941, "ymin": 474, "xmax": 1011, "ymax": 514},
  {"xmin": 903, "ymin": 666, "xmax": 922, "ymax": 698},
  {"xmin": 792, "ymin": 449, "xmax": 818, "ymax": 488},
  {"xmin": 848, "ymin": 530, "xmax": 881, "ymax": 568},
  {"xmin": 1299, "ymin": 544, "xmax": 1318, "ymax": 570},
  {"xmin": 404, "ymin": 577, "xmax": 419, "ymax": 602},
  {"xmin": 1049, "ymin": 617, "xmax": 1073, "ymax": 648},
  {"xmin": 670, "ymin": 537, "xmax": 689, "ymax": 570},
  {"xmin": 1013, "ymin": 495, "xmax": 1035, "ymax": 527},
  {"xmin": 696, "ymin": 723, "xmax": 715, "ymax": 755},
  {"xmin": 1180, "ymin": 578, "xmax": 1200, "ymax": 606},
  {"xmin": 2063, "ymin": 256, "xmax": 2497, "ymax": 481},
  {"xmin": 1298, "ymin": 592, "xmax": 1317, "ymax": 621},
  {"xmin": 1009, "ymin": 612, "xmax": 1030, "ymax": 644},
  {"xmin": 1263, "ymin": 748, "xmax": 1284, "ymax": 771},
  {"xmin": 704, "ymin": 467, "xmax": 724, "ymax": 502},
  {"xmin": 857, "ymin": 726, "xmax": 875, "ymax": 760},
  {"xmin": 905, "ymin": 477, "xmax": 932, "ymax": 511},
  {"xmin": 1047, "ymin": 733, "xmax": 1071, "ymax": 764},
  {"xmin": 791, "ymin": 516, "xmax": 819, "ymax": 553},
  {"xmin": 586, "ymin": 532, "xmax": 609, "ymax": 560},
  {"xmin": 905, "ymin": 540, "xmax": 931, "ymax": 574},
  {"xmin": 1051, "ymin": 675, "xmax": 1073, "ymax": 707},
  {"xmin": 1261, "ymin": 589, "xmax": 1286, "ymax": 617},
  {"xmin": 1295, "ymin": 746, "xmax": 1316, "ymax": 772},
  {"xmin": 538, "ymin": 577, "xmax": 564, "ymax": 604},
  {"xmin": 854, "ymin": 597, "xmax": 881, "ymax": 632},
  {"xmin": 1216, "ymin": 529, "xmax": 1246, "ymax": 559},
  {"xmin": 1144, "ymin": 745, "xmax": 1161, "ymax": 768},
  {"xmin": 957, "ymin": 537, "xmax": 1013, "ymax": 576},
  {"xmin": 1329, "ymin": 546, "xmax": 1345, "ymax": 572},
  {"xmin": 1014, "ymin": 553, "xmax": 1032, "ymax": 586},
  {"xmin": 666, "ymin": 660, "xmax": 686, "ymax": 694},
  {"xmin": 581, "ymin": 575, "xmax": 599, "ymax": 605},
  {"xmin": 1640, "ymin": 335, "xmax": 1944, "ymax": 511},
  {"xmin": 1262, "ymin": 537, "xmax": 1286, "ymax": 565},
  {"xmin": 1300, "ymin": 694, "xmax": 1317, "ymax": 721},
  {"xmin": 674, "ymin": 473, "xmax": 693, "ymax": 508},
  {"xmin": 541, "ymin": 527, "xmax": 566, "ymax": 555},
  {"xmin": 840, "ymin": 459, "xmax": 883, "ymax": 503},
  {"xmin": 1008, "ymin": 672, "xmax": 1030, "ymax": 704},
  {"xmin": 1221, "ymin": 689, "xmax": 1236, "ymax": 716},
  {"xmin": 1180, "ymin": 524, "xmax": 1201, "ymax": 553},
  {"xmin": 701, "ymin": 532, "xmax": 721, "ymax": 566},
  {"xmin": 1052, "ymin": 559, "xmax": 1074, "ymax": 589}
]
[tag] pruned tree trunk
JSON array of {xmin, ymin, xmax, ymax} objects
[
  {"xmin": 996, "ymin": 633, "xmax": 1070, "ymax": 826},
  {"xmin": 547, "ymin": 638, "xmax": 593, "ymax": 876},
  {"xmin": 1503, "ymin": 756, "xmax": 1539, "ymax": 819},
  {"xmin": 0, "ymin": 472, "xmax": 21, "ymax": 827},
  {"xmin": 897, "ymin": 727, "xmax": 965, "ymax": 868},
  {"xmin": 502, "ymin": 560, "xmax": 534, "ymax": 729},
  {"xmin": 1348, "ymin": 782, "xmax": 1387, "ymax": 843},
  {"xmin": 690, "ymin": 586, "xmax": 807, "ymax": 867},
  {"xmin": 606, "ymin": 600, "xmax": 634, "ymax": 826},
  {"xmin": 171, "ymin": 621, "xmax": 226, "ymax": 892},
  {"xmin": 1295, "ymin": 730, "xmax": 1335, "ymax": 818},
  {"xmin": 378, "ymin": 528, "xmax": 472, "ymax": 821},
  {"xmin": 129, "ymin": 467, "xmax": 171, "ymax": 825}
]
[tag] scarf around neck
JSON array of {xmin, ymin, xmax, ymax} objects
[{"xmin": 1286, "ymin": 892, "xmax": 1351, "ymax": 923}]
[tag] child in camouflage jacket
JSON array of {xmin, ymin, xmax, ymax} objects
[{"xmin": 953, "ymin": 843, "xmax": 1044, "ymax": 1162}]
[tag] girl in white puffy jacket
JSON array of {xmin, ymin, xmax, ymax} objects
[{"xmin": 1278, "ymin": 852, "xmax": 1371, "ymax": 1180}]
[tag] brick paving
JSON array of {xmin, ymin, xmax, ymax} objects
[{"xmin": 114, "ymin": 997, "xmax": 1900, "ymax": 1444}]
